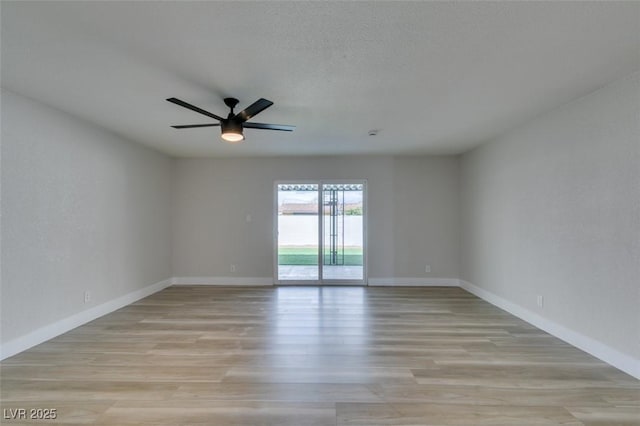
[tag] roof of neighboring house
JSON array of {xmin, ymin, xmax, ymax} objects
[{"xmin": 280, "ymin": 202, "xmax": 362, "ymax": 215}]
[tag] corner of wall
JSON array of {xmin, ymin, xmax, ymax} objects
[
  {"xmin": 0, "ymin": 278, "xmax": 172, "ymax": 360},
  {"xmin": 459, "ymin": 280, "xmax": 639, "ymax": 379}
]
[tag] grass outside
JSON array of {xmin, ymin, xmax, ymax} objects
[{"xmin": 278, "ymin": 246, "xmax": 363, "ymax": 266}]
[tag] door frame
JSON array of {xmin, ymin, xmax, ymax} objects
[{"xmin": 273, "ymin": 180, "xmax": 367, "ymax": 285}]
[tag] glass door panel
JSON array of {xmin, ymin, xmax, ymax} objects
[
  {"xmin": 277, "ymin": 183, "xmax": 319, "ymax": 281},
  {"xmin": 322, "ymin": 184, "xmax": 364, "ymax": 281}
]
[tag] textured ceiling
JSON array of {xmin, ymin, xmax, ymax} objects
[{"xmin": 2, "ymin": 1, "xmax": 639, "ymax": 157}]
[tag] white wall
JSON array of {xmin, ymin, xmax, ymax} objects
[
  {"xmin": 393, "ymin": 157, "xmax": 460, "ymax": 280},
  {"xmin": 1, "ymin": 90, "xmax": 173, "ymax": 348},
  {"xmin": 172, "ymin": 156, "xmax": 460, "ymax": 281},
  {"xmin": 460, "ymin": 73, "xmax": 640, "ymax": 366}
]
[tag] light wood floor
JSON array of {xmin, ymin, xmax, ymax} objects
[{"xmin": 1, "ymin": 286, "xmax": 638, "ymax": 425}]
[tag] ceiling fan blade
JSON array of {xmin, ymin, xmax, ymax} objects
[
  {"xmin": 234, "ymin": 98, "xmax": 273, "ymax": 122},
  {"xmin": 171, "ymin": 123, "xmax": 221, "ymax": 129},
  {"xmin": 166, "ymin": 98, "xmax": 224, "ymax": 121},
  {"xmin": 243, "ymin": 122, "xmax": 295, "ymax": 132}
]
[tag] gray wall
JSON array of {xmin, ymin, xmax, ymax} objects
[
  {"xmin": 1, "ymin": 90, "xmax": 174, "ymax": 344},
  {"xmin": 460, "ymin": 72, "xmax": 640, "ymax": 359},
  {"xmin": 172, "ymin": 156, "xmax": 460, "ymax": 280}
]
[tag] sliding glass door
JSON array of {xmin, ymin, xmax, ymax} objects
[
  {"xmin": 275, "ymin": 181, "xmax": 366, "ymax": 284},
  {"xmin": 276, "ymin": 183, "xmax": 320, "ymax": 282}
]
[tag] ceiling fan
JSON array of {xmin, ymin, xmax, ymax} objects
[{"xmin": 167, "ymin": 97, "xmax": 295, "ymax": 143}]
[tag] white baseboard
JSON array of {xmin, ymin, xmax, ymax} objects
[
  {"xmin": 368, "ymin": 277, "xmax": 460, "ymax": 287},
  {"xmin": 172, "ymin": 277, "xmax": 461, "ymax": 287},
  {"xmin": 172, "ymin": 276, "xmax": 274, "ymax": 286},
  {"xmin": 0, "ymin": 278, "xmax": 172, "ymax": 361},
  {"xmin": 459, "ymin": 280, "xmax": 640, "ymax": 380}
]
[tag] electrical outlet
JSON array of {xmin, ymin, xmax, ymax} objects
[
  {"xmin": 230, "ymin": 264, "xmax": 236, "ymax": 273},
  {"xmin": 84, "ymin": 291, "xmax": 91, "ymax": 304},
  {"xmin": 425, "ymin": 265, "xmax": 431, "ymax": 273},
  {"xmin": 537, "ymin": 295, "xmax": 544, "ymax": 308}
]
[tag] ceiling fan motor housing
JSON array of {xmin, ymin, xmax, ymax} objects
[
  {"xmin": 221, "ymin": 119, "xmax": 242, "ymax": 133},
  {"xmin": 221, "ymin": 119, "xmax": 244, "ymax": 142}
]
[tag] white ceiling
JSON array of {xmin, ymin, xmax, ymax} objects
[{"xmin": 2, "ymin": 1, "xmax": 639, "ymax": 157}]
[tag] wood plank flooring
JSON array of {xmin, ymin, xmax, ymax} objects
[{"xmin": 1, "ymin": 286, "xmax": 638, "ymax": 425}]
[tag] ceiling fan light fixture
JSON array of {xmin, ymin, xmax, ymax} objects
[
  {"xmin": 221, "ymin": 131, "xmax": 244, "ymax": 143},
  {"xmin": 167, "ymin": 96, "xmax": 294, "ymax": 143},
  {"xmin": 220, "ymin": 121, "xmax": 244, "ymax": 143}
]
